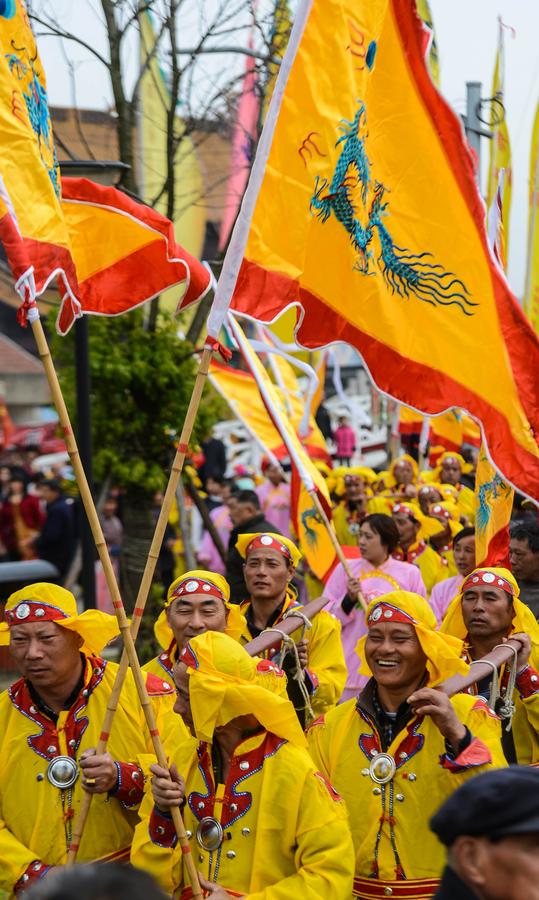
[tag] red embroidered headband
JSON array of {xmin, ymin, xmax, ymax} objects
[
  {"xmin": 367, "ymin": 602, "xmax": 415, "ymax": 627},
  {"xmin": 429, "ymin": 503, "xmax": 451, "ymax": 520},
  {"xmin": 246, "ymin": 534, "xmax": 292, "ymax": 561},
  {"xmin": 4, "ymin": 601, "xmax": 69, "ymax": 626},
  {"xmin": 170, "ymin": 578, "xmax": 226, "ymax": 602},
  {"xmin": 392, "ymin": 502, "xmax": 418, "ymax": 520},
  {"xmin": 462, "ymin": 571, "xmax": 515, "ymax": 596}
]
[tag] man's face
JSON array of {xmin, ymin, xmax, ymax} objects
[
  {"xmin": 38, "ymin": 485, "xmax": 56, "ymax": 505},
  {"xmin": 461, "ymin": 584, "xmax": 513, "ymax": 642},
  {"xmin": 456, "ymin": 833, "xmax": 539, "ymax": 900},
  {"xmin": 243, "ymin": 548, "xmax": 291, "ymax": 601},
  {"xmin": 441, "ymin": 459, "xmax": 462, "ymax": 485},
  {"xmin": 102, "ymin": 499, "xmax": 117, "ymax": 519},
  {"xmin": 345, "ymin": 477, "xmax": 366, "ymax": 504},
  {"xmin": 392, "ymin": 512, "xmax": 419, "ymax": 547},
  {"xmin": 393, "ymin": 460, "xmax": 414, "ymax": 486},
  {"xmin": 229, "ymin": 500, "xmax": 257, "ymax": 527},
  {"xmin": 365, "ymin": 622, "xmax": 427, "ymax": 692},
  {"xmin": 454, "ymin": 535, "xmax": 476, "ymax": 577},
  {"xmin": 510, "ymin": 538, "xmax": 539, "ymax": 582},
  {"xmin": 173, "ymin": 662, "xmax": 194, "ymax": 734},
  {"xmin": 166, "ymin": 593, "xmax": 228, "ymax": 652},
  {"xmin": 9, "ymin": 621, "xmax": 83, "ymax": 692},
  {"xmin": 418, "ymin": 486, "xmax": 442, "ymax": 516}
]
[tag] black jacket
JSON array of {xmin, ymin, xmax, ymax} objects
[
  {"xmin": 36, "ymin": 495, "xmax": 76, "ymax": 577},
  {"xmin": 225, "ymin": 511, "xmax": 277, "ymax": 604},
  {"xmin": 434, "ymin": 867, "xmax": 480, "ymax": 899}
]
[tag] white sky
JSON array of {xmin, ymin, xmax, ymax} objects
[{"xmin": 33, "ymin": 0, "xmax": 539, "ymax": 297}]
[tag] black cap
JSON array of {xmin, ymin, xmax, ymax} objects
[{"xmin": 430, "ymin": 766, "xmax": 539, "ymax": 846}]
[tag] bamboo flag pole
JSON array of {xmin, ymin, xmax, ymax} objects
[
  {"xmin": 310, "ymin": 491, "xmax": 368, "ymax": 613},
  {"xmin": 67, "ymin": 343, "xmax": 214, "ymax": 865},
  {"xmin": 25, "ymin": 305, "xmax": 202, "ymax": 897}
]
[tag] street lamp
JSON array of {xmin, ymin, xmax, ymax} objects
[{"xmin": 59, "ymin": 159, "xmax": 130, "ymax": 610}]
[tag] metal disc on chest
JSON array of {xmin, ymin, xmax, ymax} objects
[
  {"xmin": 46, "ymin": 755, "xmax": 79, "ymax": 789},
  {"xmin": 369, "ymin": 752, "xmax": 396, "ymax": 785},
  {"xmin": 196, "ymin": 816, "xmax": 224, "ymax": 852}
]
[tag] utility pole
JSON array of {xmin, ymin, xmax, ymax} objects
[{"xmin": 462, "ymin": 81, "xmax": 493, "ymax": 188}]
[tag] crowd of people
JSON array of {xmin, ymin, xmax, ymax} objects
[{"xmin": 1, "ymin": 441, "xmax": 539, "ymax": 899}]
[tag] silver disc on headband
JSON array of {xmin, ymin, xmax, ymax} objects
[
  {"xmin": 196, "ymin": 816, "xmax": 224, "ymax": 852},
  {"xmin": 369, "ymin": 752, "xmax": 396, "ymax": 785},
  {"xmin": 46, "ymin": 755, "xmax": 79, "ymax": 789}
]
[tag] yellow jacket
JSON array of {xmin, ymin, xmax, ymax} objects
[
  {"xmin": 461, "ymin": 649, "xmax": 539, "ymax": 766},
  {"xmin": 131, "ymin": 729, "xmax": 355, "ymax": 898},
  {"xmin": 333, "ymin": 498, "xmax": 391, "ymax": 547},
  {"xmin": 240, "ymin": 593, "xmax": 347, "ymax": 718},
  {"xmin": 393, "ymin": 541, "xmax": 449, "ymax": 596},
  {"xmin": 308, "ymin": 689, "xmax": 505, "ymax": 899},
  {"xmin": 0, "ymin": 656, "xmax": 175, "ymax": 894}
]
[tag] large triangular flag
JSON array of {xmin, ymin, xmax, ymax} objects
[{"xmin": 209, "ymin": 0, "xmax": 539, "ymax": 501}]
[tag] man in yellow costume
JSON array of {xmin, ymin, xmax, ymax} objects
[
  {"xmin": 143, "ymin": 570, "xmax": 246, "ymax": 682},
  {"xmin": 0, "ymin": 583, "xmax": 175, "ymax": 894},
  {"xmin": 131, "ymin": 631, "xmax": 355, "ymax": 898},
  {"xmin": 332, "ymin": 470, "xmax": 390, "ymax": 546},
  {"xmin": 441, "ymin": 566, "xmax": 539, "ymax": 765},
  {"xmin": 392, "ymin": 501, "xmax": 449, "ymax": 595},
  {"xmin": 436, "ymin": 452, "xmax": 475, "ymax": 524},
  {"xmin": 308, "ymin": 591, "xmax": 505, "ymax": 900},
  {"xmin": 236, "ymin": 532, "xmax": 346, "ymax": 723}
]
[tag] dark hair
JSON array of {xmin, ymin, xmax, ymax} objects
[
  {"xmin": 453, "ymin": 526, "xmax": 475, "ymax": 548},
  {"xmin": 234, "ymin": 489, "xmax": 260, "ymax": 509},
  {"xmin": 41, "ymin": 478, "xmax": 62, "ymax": 494},
  {"xmin": 510, "ymin": 522, "xmax": 539, "ymax": 554},
  {"xmin": 25, "ymin": 863, "xmax": 167, "ymax": 900},
  {"xmin": 363, "ymin": 513, "xmax": 400, "ymax": 554}
]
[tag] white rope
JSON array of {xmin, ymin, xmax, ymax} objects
[{"xmin": 261, "ymin": 626, "xmax": 315, "ymax": 722}]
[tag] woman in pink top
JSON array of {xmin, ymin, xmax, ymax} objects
[
  {"xmin": 196, "ymin": 504, "xmax": 233, "ymax": 576},
  {"xmin": 333, "ymin": 415, "xmax": 356, "ymax": 466},
  {"xmin": 256, "ymin": 461, "xmax": 291, "ymax": 539},
  {"xmin": 430, "ymin": 526, "xmax": 476, "ymax": 625},
  {"xmin": 325, "ymin": 513, "xmax": 427, "ymax": 702}
]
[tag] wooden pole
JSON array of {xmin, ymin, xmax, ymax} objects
[
  {"xmin": 244, "ymin": 593, "xmax": 331, "ymax": 656},
  {"xmin": 438, "ymin": 640, "xmax": 521, "ymax": 698},
  {"xmin": 310, "ymin": 490, "xmax": 368, "ymax": 612},
  {"xmin": 27, "ymin": 307, "xmax": 202, "ymax": 897}
]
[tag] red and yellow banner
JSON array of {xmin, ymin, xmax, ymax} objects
[
  {"xmin": 228, "ymin": 0, "xmax": 539, "ymax": 500},
  {"xmin": 58, "ymin": 178, "xmax": 210, "ymax": 334},
  {"xmin": 474, "ymin": 445, "xmax": 514, "ymax": 568},
  {"xmin": 486, "ymin": 20, "xmax": 512, "ymax": 261},
  {"xmin": 0, "ymin": 2, "xmax": 77, "ymax": 296},
  {"xmin": 524, "ymin": 99, "xmax": 539, "ymax": 335}
]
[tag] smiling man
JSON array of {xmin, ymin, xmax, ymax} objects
[
  {"xmin": 143, "ymin": 570, "xmax": 246, "ymax": 682},
  {"xmin": 441, "ymin": 567, "xmax": 539, "ymax": 765},
  {"xmin": 0, "ymin": 583, "xmax": 175, "ymax": 893},
  {"xmin": 237, "ymin": 532, "xmax": 346, "ymax": 723},
  {"xmin": 308, "ymin": 590, "xmax": 505, "ymax": 900}
]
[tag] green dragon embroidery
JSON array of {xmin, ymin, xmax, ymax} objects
[{"xmin": 310, "ymin": 102, "xmax": 476, "ymax": 316}]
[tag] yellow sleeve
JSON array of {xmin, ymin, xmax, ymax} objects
[
  {"xmin": 305, "ymin": 612, "xmax": 347, "ymax": 716},
  {"xmin": 245, "ymin": 771, "xmax": 354, "ymax": 900},
  {"xmin": 0, "ymin": 814, "xmax": 39, "ymax": 893}
]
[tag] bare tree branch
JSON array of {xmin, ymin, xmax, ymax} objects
[{"xmin": 30, "ymin": 14, "xmax": 111, "ymax": 68}]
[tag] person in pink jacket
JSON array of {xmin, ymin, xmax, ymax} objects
[
  {"xmin": 256, "ymin": 459, "xmax": 292, "ymax": 539},
  {"xmin": 324, "ymin": 513, "xmax": 426, "ymax": 702},
  {"xmin": 333, "ymin": 415, "xmax": 356, "ymax": 466},
  {"xmin": 430, "ymin": 527, "xmax": 476, "ymax": 626}
]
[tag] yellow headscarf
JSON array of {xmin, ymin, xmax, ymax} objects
[
  {"xmin": 180, "ymin": 631, "xmax": 306, "ymax": 748},
  {"xmin": 435, "ymin": 451, "xmax": 473, "ymax": 478},
  {"xmin": 440, "ymin": 567, "xmax": 539, "ymax": 649},
  {"xmin": 327, "ymin": 465, "xmax": 376, "ymax": 498},
  {"xmin": 422, "ymin": 500, "xmax": 462, "ymax": 539},
  {"xmin": 235, "ymin": 532, "xmax": 302, "ymax": 568},
  {"xmin": 356, "ymin": 591, "xmax": 467, "ymax": 687},
  {"xmin": 154, "ymin": 570, "xmax": 246, "ymax": 650},
  {"xmin": 0, "ymin": 583, "xmax": 119, "ymax": 656},
  {"xmin": 387, "ymin": 454, "xmax": 419, "ymax": 487}
]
